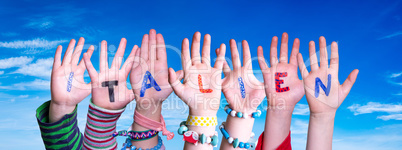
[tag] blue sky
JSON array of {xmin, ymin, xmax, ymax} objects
[{"xmin": 0, "ymin": 0, "xmax": 402, "ymax": 149}]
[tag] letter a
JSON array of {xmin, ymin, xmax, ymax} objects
[{"xmin": 140, "ymin": 71, "xmax": 161, "ymax": 97}]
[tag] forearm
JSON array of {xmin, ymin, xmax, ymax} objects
[
  {"xmin": 220, "ymin": 115, "xmax": 255, "ymax": 150},
  {"xmin": 49, "ymin": 100, "xmax": 76, "ymax": 123},
  {"xmin": 130, "ymin": 101, "xmax": 162, "ymax": 149},
  {"xmin": 263, "ymin": 106, "xmax": 294, "ymax": 150},
  {"xmin": 306, "ymin": 112, "xmax": 336, "ymax": 150}
]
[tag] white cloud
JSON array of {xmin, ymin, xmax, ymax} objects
[
  {"xmin": 0, "ymin": 38, "xmax": 67, "ymax": 54},
  {"xmin": 377, "ymin": 114, "xmax": 402, "ymax": 121},
  {"xmin": 0, "ymin": 56, "xmax": 34, "ymax": 69},
  {"xmin": 12, "ymin": 58, "xmax": 53, "ymax": 78},
  {"xmin": 290, "ymin": 119, "xmax": 309, "ymax": 134},
  {"xmin": 390, "ymin": 72, "xmax": 402, "ymax": 78},
  {"xmin": 0, "ymin": 71, "xmax": 3, "ymax": 75},
  {"xmin": 25, "ymin": 17, "xmax": 54, "ymax": 30},
  {"xmin": 348, "ymin": 102, "xmax": 402, "ymax": 115},
  {"xmin": 378, "ymin": 31, "xmax": 402, "ymax": 40},
  {"xmin": 0, "ymin": 79, "xmax": 50, "ymax": 90},
  {"xmin": 387, "ymin": 71, "xmax": 402, "ymax": 86},
  {"xmin": 293, "ymin": 104, "xmax": 310, "ymax": 115}
]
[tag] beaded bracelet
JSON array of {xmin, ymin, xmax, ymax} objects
[
  {"xmin": 178, "ymin": 121, "xmax": 219, "ymax": 147},
  {"xmin": 224, "ymin": 105, "xmax": 262, "ymax": 119},
  {"xmin": 113, "ymin": 129, "xmax": 159, "ymax": 141},
  {"xmin": 219, "ymin": 122, "xmax": 254, "ymax": 149},
  {"xmin": 121, "ymin": 135, "xmax": 163, "ymax": 150}
]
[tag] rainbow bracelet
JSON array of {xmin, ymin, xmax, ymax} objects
[{"xmin": 113, "ymin": 129, "xmax": 159, "ymax": 141}]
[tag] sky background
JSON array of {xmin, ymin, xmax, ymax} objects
[{"xmin": 0, "ymin": 0, "xmax": 402, "ymax": 149}]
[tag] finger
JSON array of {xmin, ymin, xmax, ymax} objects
[
  {"xmin": 181, "ymin": 38, "xmax": 191, "ymax": 73},
  {"xmin": 279, "ymin": 32, "xmax": 289, "ymax": 63},
  {"xmin": 330, "ymin": 41, "xmax": 339, "ymax": 71},
  {"xmin": 122, "ymin": 45, "xmax": 138, "ymax": 77},
  {"xmin": 71, "ymin": 37, "xmax": 85, "ymax": 66},
  {"xmin": 297, "ymin": 53, "xmax": 309, "ymax": 79},
  {"xmin": 309, "ymin": 41, "xmax": 319, "ymax": 71},
  {"xmin": 214, "ymin": 43, "xmax": 226, "ymax": 70},
  {"xmin": 191, "ymin": 32, "xmax": 201, "ymax": 65},
  {"xmin": 257, "ymin": 46, "xmax": 269, "ymax": 70},
  {"xmin": 319, "ymin": 36, "xmax": 328, "ymax": 69},
  {"xmin": 201, "ymin": 34, "xmax": 211, "ymax": 65},
  {"xmin": 53, "ymin": 45, "xmax": 62, "ymax": 71},
  {"xmin": 140, "ymin": 34, "xmax": 149, "ymax": 61},
  {"xmin": 149, "ymin": 29, "xmax": 157, "ymax": 61},
  {"xmin": 111, "ymin": 38, "xmax": 127, "ymax": 70},
  {"xmin": 230, "ymin": 39, "xmax": 241, "ymax": 71},
  {"xmin": 61, "ymin": 39, "xmax": 76, "ymax": 66},
  {"xmin": 270, "ymin": 36, "xmax": 279, "ymax": 66},
  {"xmin": 242, "ymin": 40, "xmax": 252, "ymax": 70},
  {"xmin": 78, "ymin": 45, "xmax": 94, "ymax": 70},
  {"xmin": 168, "ymin": 68, "xmax": 185, "ymax": 96},
  {"xmin": 341, "ymin": 69, "xmax": 359, "ymax": 100},
  {"xmin": 289, "ymin": 38, "xmax": 300, "ymax": 66},
  {"xmin": 132, "ymin": 45, "xmax": 141, "ymax": 69},
  {"xmin": 216, "ymin": 48, "xmax": 231, "ymax": 77},
  {"xmin": 83, "ymin": 53, "xmax": 98, "ymax": 79},
  {"xmin": 176, "ymin": 70, "xmax": 184, "ymax": 81},
  {"xmin": 100, "ymin": 40, "xmax": 108, "ymax": 73},
  {"xmin": 156, "ymin": 33, "xmax": 167, "ymax": 61}
]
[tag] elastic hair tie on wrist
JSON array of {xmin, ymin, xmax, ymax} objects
[
  {"xmin": 219, "ymin": 122, "xmax": 255, "ymax": 149},
  {"xmin": 177, "ymin": 121, "xmax": 219, "ymax": 147},
  {"xmin": 113, "ymin": 129, "xmax": 159, "ymax": 141},
  {"xmin": 224, "ymin": 105, "xmax": 261, "ymax": 119},
  {"xmin": 186, "ymin": 115, "xmax": 218, "ymax": 126},
  {"xmin": 134, "ymin": 110, "xmax": 174, "ymax": 140},
  {"xmin": 121, "ymin": 135, "xmax": 164, "ymax": 150}
]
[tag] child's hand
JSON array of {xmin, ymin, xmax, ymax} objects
[
  {"xmin": 168, "ymin": 32, "xmax": 226, "ymax": 116},
  {"xmin": 130, "ymin": 29, "xmax": 177, "ymax": 105},
  {"xmin": 297, "ymin": 36, "xmax": 359, "ymax": 114},
  {"xmin": 83, "ymin": 38, "xmax": 138, "ymax": 110},
  {"xmin": 217, "ymin": 39, "xmax": 265, "ymax": 113},
  {"xmin": 257, "ymin": 33, "xmax": 305, "ymax": 110},
  {"xmin": 50, "ymin": 38, "xmax": 94, "ymax": 122}
]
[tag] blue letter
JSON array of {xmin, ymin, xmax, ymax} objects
[
  {"xmin": 315, "ymin": 74, "xmax": 331, "ymax": 98},
  {"xmin": 140, "ymin": 71, "xmax": 161, "ymax": 97}
]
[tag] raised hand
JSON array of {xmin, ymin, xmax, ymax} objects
[
  {"xmin": 83, "ymin": 38, "xmax": 138, "ymax": 110},
  {"xmin": 218, "ymin": 39, "xmax": 265, "ymax": 114},
  {"xmin": 297, "ymin": 36, "xmax": 359, "ymax": 113},
  {"xmin": 168, "ymin": 32, "xmax": 226, "ymax": 116},
  {"xmin": 298, "ymin": 36, "xmax": 358, "ymax": 150},
  {"xmin": 50, "ymin": 37, "xmax": 94, "ymax": 123},
  {"xmin": 257, "ymin": 33, "xmax": 305, "ymax": 109}
]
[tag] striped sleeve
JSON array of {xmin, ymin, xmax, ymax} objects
[
  {"xmin": 83, "ymin": 100, "xmax": 125, "ymax": 150},
  {"xmin": 36, "ymin": 100, "xmax": 83, "ymax": 150}
]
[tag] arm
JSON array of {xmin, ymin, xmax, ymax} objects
[
  {"xmin": 297, "ymin": 37, "xmax": 359, "ymax": 150},
  {"xmin": 168, "ymin": 32, "xmax": 227, "ymax": 150},
  {"xmin": 82, "ymin": 38, "xmax": 137, "ymax": 149},
  {"xmin": 257, "ymin": 33, "xmax": 305, "ymax": 150},
  {"xmin": 37, "ymin": 38, "xmax": 93, "ymax": 149},
  {"xmin": 216, "ymin": 39, "xmax": 265, "ymax": 149},
  {"xmin": 130, "ymin": 29, "xmax": 180, "ymax": 149}
]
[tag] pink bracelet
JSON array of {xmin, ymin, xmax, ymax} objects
[{"xmin": 134, "ymin": 110, "xmax": 174, "ymax": 140}]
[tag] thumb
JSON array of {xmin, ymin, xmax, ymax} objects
[
  {"xmin": 341, "ymin": 69, "xmax": 359, "ymax": 99},
  {"xmin": 168, "ymin": 68, "xmax": 184, "ymax": 97}
]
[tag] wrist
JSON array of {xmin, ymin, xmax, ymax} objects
[
  {"xmin": 49, "ymin": 101, "xmax": 76, "ymax": 123},
  {"xmin": 310, "ymin": 111, "xmax": 336, "ymax": 120}
]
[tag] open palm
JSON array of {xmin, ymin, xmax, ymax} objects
[
  {"xmin": 168, "ymin": 32, "xmax": 226, "ymax": 116},
  {"xmin": 51, "ymin": 38, "xmax": 93, "ymax": 107},
  {"xmin": 257, "ymin": 33, "xmax": 305, "ymax": 109},
  {"xmin": 217, "ymin": 39, "xmax": 265, "ymax": 113},
  {"xmin": 297, "ymin": 36, "xmax": 359, "ymax": 113},
  {"xmin": 84, "ymin": 38, "xmax": 136, "ymax": 110}
]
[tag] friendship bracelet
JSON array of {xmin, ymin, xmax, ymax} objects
[
  {"xmin": 121, "ymin": 135, "xmax": 164, "ymax": 150},
  {"xmin": 224, "ymin": 105, "xmax": 262, "ymax": 119},
  {"xmin": 134, "ymin": 110, "xmax": 174, "ymax": 140},
  {"xmin": 219, "ymin": 122, "xmax": 254, "ymax": 149},
  {"xmin": 113, "ymin": 129, "xmax": 159, "ymax": 141},
  {"xmin": 178, "ymin": 121, "xmax": 219, "ymax": 147},
  {"xmin": 186, "ymin": 115, "xmax": 218, "ymax": 126}
]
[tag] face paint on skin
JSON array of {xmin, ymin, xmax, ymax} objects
[
  {"xmin": 140, "ymin": 71, "xmax": 161, "ymax": 97},
  {"xmin": 275, "ymin": 72, "xmax": 290, "ymax": 92},
  {"xmin": 238, "ymin": 77, "xmax": 246, "ymax": 98},
  {"xmin": 315, "ymin": 74, "xmax": 332, "ymax": 98},
  {"xmin": 198, "ymin": 74, "xmax": 213, "ymax": 93},
  {"xmin": 102, "ymin": 80, "xmax": 118, "ymax": 102},
  {"xmin": 67, "ymin": 72, "xmax": 74, "ymax": 92}
]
